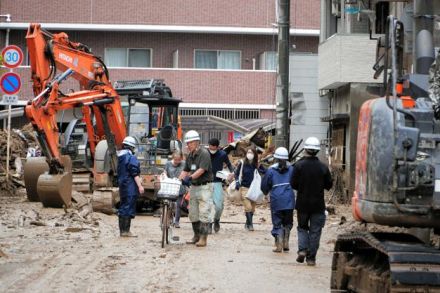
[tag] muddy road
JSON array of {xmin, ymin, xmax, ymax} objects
[{"xmin": 0, "ymin": 191, "xmax": 348, "ymax": 292}]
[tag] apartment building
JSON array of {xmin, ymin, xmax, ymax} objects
[{"xmin": 0, "ymin": 0, "xmax": 323, "ymax": 145}]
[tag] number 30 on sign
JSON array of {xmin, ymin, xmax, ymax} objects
[{"xmin": 2, "ymin": 45, "xmax": 24, "ymax": 69}]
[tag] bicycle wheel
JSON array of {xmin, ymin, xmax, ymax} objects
[{"xmin": 161, "ymin": 204, "xmax": 168, "ymax": 248}]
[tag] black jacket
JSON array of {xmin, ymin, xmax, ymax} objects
[{"xmin": 291, "ymin": 156, "xmax": 333, "ymax": 213}]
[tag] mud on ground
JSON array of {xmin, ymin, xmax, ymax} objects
[{"xmin": 0, "ymin": 189, "xmax": 352, "ymax": 292}]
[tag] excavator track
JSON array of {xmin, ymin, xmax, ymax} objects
[{"xmin": 331, "ymin": 232, "xmax": 440, "ymax": 293}]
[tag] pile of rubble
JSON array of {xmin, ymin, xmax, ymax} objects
[
  {"xmin": 0, "ymin": 123, "xmax": 39, "ymax": 196},
  {"xmin": 0, "ymin": 189, "xmax": 98, "ymax": 230}
]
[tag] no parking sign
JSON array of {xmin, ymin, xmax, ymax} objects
[{"xmin": 0, "ymin": 72, "xmax": 21, "ymax": 95}]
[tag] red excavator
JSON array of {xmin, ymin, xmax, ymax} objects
[
  {"xmin": 23, "ymin": 24, "xmax": 183, "ymax": 211},
  {"xmin": 330, "ymin": 10, "xmax": 440, "ymax": 292},
  {"xmin": 23, "ymin": 23, "xmax": 126, "ymax": 207}
]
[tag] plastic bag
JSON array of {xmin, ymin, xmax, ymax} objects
[
  {"xmin": 226, "ymin": 180, "xmax": 242, "ymax": 202},
  {"xmin": 156, "ymin": 174, "xmax": 181, "ymax": 200},
  {"xmin": 226, "ymin": 160, "xmax": 243, "ymax": 202},
  {"xmin": 246, "ymin": 170, "xmax": 264, "ymax": 203}
]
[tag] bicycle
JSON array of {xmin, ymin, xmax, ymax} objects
[{"xmin": 154, "ymin": 178, "xmax": 181, "ymax": 248}]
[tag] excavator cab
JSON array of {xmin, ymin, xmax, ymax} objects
[{"xmin": 114, "ymin": 79, "xmax": 182, "ymax": 202}]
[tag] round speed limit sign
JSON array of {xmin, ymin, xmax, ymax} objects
[{"xmin": 2, "ymin": 45, "xmax": 24, "ymax": 69}]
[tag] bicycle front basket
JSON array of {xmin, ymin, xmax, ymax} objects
[{"xmin": 154, "ymin": 179, "xmax": 181, "ymax": 200}]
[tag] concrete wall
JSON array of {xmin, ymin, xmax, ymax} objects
[
  {"xmin": 330, "ymin": 83, "xmax": 382, "ymax": 196},
  {"xmin": 289, "ymin": 53, "xmax": 328, "ymax": 146},
  {"xmin": 318, "ymin": 34, "xmax": 382, "ymax": 90}
]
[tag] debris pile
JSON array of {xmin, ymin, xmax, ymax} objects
[
  {"xmin": 224, "ymin": 128, "xmax": 268, "ymax": 157},
  {"xmin": 326, "ymin": 167, "xmax": 347, "ymax": 204},
  {"xmin": 0, "ymin": 190, "xmax": 99, "ymax": 230},
  {"xmin": 0, "ymin": 123, "xmax": 39, "ymax": 196}
]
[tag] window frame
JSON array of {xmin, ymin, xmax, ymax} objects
[
  {"xmin": 193, "ymin": 49, "xmax": 242, "ymax": 70},
  {"xmin": 104, "ymin": 47, "xmax": 153, "ymax": 68}
]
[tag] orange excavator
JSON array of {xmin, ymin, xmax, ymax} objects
[{"xmin": 23, "ymin": 23, "xmax": 126, "ymax": 207}]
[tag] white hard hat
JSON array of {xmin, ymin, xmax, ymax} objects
[
  {"xmin": 304, "ymin": 137, "xmax": 321, "ymax": 151},
  {"xmin": 123, "ymin": 136, "xmax": 137, "ymax": 148},
  {"xmin": 274, "ymin": 147, "xmax": 289, "ymax": 160},
  {"xmin": 184, "ymin": 130, "xmax": 200, "ymax": 143}
]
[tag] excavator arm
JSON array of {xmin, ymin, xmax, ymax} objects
[{"xmin": 24, "ymin": 23, "xmax": 126, "ymax": 207}]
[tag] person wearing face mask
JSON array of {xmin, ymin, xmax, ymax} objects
[
  {"xmin": 163, "ymin": 150, "xmax": 186, "ymax": 228},
  {"xmin": 234, "ymin": 148, "xmax": 264, "ymax": 231},
  {"xmin": 261, "ymin": 147, "xmax": 295, "ymax": 253},
  {"xmin": 207, "ymin": 138, "xmax": 234, "ymax": 233},
  {"xmin": 117, "ymin": 136, "xmax": 145, "ymax": 237}
]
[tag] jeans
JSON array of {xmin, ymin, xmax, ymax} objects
[
  {"xmin": 297, "ymin": 211, "xmax": 326, "ymax": 259},
  {"xmin": 211, "ymin": 182, "xmax": 224, "ymax": 221},
  {"xmin": 271, "ymin": 209, "xmax": 293, "ymax": 237}
]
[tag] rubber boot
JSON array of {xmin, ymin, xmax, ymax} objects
[
  {"xmin": 214, "ymin": 219, "xmax": 220, "ymax": 233},
  {"xmin": 118, "ymin": 217, "xmax": 124, "ymax": 236},
  {"xmin": 244, "ymin": 213, "xmax": 250, "ymax": 230},
  {"xmin": 196, "ymin": 222, "xmax": 208, "ymax": 247},
  {"xmin": 273, "ymin": 234, "xmax": 283, "ymax": 253},
  {"xmin": 248, "ymin": 212, "xmax": 254, "ymax": 231},
  {"xmin": 186, "ymin": 221, "xmax": 200, "ymax": 244},
  {"xmin": 121, "ymin": 217, "xmax": 137, "ymax": 237},
  {"xmin": 283, "ymin": 228, "xmax": 290, "ymax": 251},
  {"xmin": 207, "ymin": 223, "xmax": 213, "ymax": 235},
  {"xmin": 245, "ymin": 212, "xmax": 254, "ymax": 231}
]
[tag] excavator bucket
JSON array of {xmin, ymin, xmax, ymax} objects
[
  {"xmin": 38, "ymin": 155, "xmax": 73, "ymax": 208},
  {"xmin": 23, "ymin": 157, "xmax": 49, "ymax": 202},
  {"xmin": 24, "ymin": 155, "xmax": 73, "ymax": 208},
  {"xmin": 37, "ymin": 171, "xmax": 72, "ymax": 207}
]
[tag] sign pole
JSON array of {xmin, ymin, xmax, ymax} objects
[
  {"xmin": 1, "ymin": 44, "xmax": 24, "ymax": 182},
  {"xmin": 5, "ymin": 103, "xmax": 11, "ymax": 181}
]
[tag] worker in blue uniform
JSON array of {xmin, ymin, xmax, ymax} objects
[
  {"xmin": 261, "ymin": 147, "xmax": 295, "ymax": 253},
  {"xmin": 117, "ymin": 136, "xmax": 145, "ymax": 237}
]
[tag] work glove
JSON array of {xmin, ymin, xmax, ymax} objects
[
  {"xmin": 182, "ymin": 176, "xmax": 192, "ymax": 187},
  {"xmin": 235, "ymin": 181, "xmax": 240, "ymax": 190}
]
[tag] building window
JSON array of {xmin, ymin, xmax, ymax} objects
[
  {"xmin": 194, "ymin": 50, "xmax": 241, "ymax": 69},
  {"xmin": 259, "ymin": 51, "xmax": 277, "ymax": 70},
  {"xmin": 105, "ymin": 48, "xmax": 152, "ymax": 68}
]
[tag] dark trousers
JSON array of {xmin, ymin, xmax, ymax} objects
[
  {"xmin": 297, "ymin": 211, "xmax": 326, "ymax": 259},
  {"xmin": 118, "ymin": 194, "xmax": 138, "ymax": 218},
  {"xmin": 174, "ymin": 194, "xmax": 184, "ymax": 223},
  {"xmin": 271, "ymin": 209, "xmax": 293, "ymax": 237}
]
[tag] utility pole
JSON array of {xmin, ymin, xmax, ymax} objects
[{"xmin": 275, "ymin": 0, "xmax": 290, "ymax": 149}]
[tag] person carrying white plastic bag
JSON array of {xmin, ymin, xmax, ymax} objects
[
  {"xmin": 246, "ymin": 169, "xmax": 264, "ymax": 203},
  {"xmin": 234, "ymin": 148, "xmax": 265, "ymax": 231}
]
